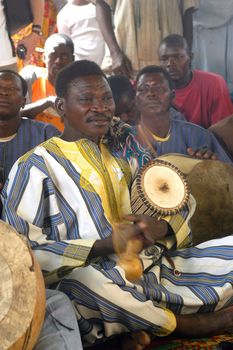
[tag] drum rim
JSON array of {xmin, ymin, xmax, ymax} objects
[
  {"xmin": 135, "ymin": 159, "xmax": 190, "ymax": 216},
  {"xmin": 0, "ymin": 220, "xmax": 45, "ymax": 350}
]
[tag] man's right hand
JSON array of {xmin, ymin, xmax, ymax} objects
[{"xmin": 111, "ymin": 50, "xmax": 133, "ymax": 78}]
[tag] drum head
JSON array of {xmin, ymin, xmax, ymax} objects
[
  {"xmin": 187, "ymin": 160, "xmax": 233, "ymax": 244},
  {"xmin": 0, "ymin": 220, "xmax": 44, "ymax": 350},
  {"xmin": 136, "ymin": 159, "xmax": 190, "ymax": 216}
]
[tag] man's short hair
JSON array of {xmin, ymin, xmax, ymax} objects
[
  {"xmin": 0, "ymin": 70, "xmax": 28, "ymax": 96},
  {"xmin": 44, "ymin": 33, "xmax": 74, "ymax": 55},
  {"xmin": 55, "ymin": 60, "xmax": 106, "ymax": 97},
  {"xmin": 136, "ymin": 65, "xmax": 174, "ymax": 90},
  {"xmin": 108, "ymin": 75, "xmax": 135, "ymax": 106},
  {"xmin": 159, "ymin": 34, "xmax": 190, "ymax": 54}
]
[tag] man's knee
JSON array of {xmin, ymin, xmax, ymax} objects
[{"xmin": 35, "ymin": 289, "xmax": 83, "ymax": 350}]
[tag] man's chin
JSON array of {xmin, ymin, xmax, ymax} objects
[{"xmin": 168, "ymin": 73, "xmax": 181, "ymax": 81}]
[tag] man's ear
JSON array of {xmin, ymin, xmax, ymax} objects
[
  {"xmin": 20, "ymin": 97, "xmax": 26, "ymax": 109},
  {"xmin": 55, "ymin": 97, "xmax": 65, "ymax": 117},
  {"xmin": 188, "ymin": 52, "xmax": 193, "ymax": 69},
  {"xmin": 189, "ymin": 52, "xmax": 194, "ymax": 61}
]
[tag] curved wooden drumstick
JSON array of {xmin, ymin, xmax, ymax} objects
[{"xmin": 113, "ymin": 224, "xmax": 144, "ymax": 282}]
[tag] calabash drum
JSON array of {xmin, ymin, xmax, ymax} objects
[
  {"xmin": 0, "ymin": 220, "xmax": 46, "ymax": 350},
  {"xmin": 131, "ymin": 158, "xmax": 190, "ymax": 218},
  {"xmin": 124, "ymin": 157, "xmax": 190, "ymax": 281},
  {"xmin": 132, "ymin": 154, "xmax": 233, "ymax": 244}
]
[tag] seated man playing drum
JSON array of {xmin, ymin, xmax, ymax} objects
[{"xmin": 2, "ymin": 60, "xmax": 233, "ymax": 350}]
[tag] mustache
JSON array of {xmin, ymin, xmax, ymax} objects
[{"xmin": 86, "ymin": 114, "xmax": 112, "ymax": 123}]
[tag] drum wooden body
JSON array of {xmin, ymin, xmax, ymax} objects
[
  {"xmin": 134, "ymin": 154, "xmax": 233, "ymax": 244},
  {"xmin": 131, "ymin": 158, "xmax": 190, "ymax": 217},
  {"xmin": 0, "ymin": 220, "xmax": 46, "ymax": 350}
]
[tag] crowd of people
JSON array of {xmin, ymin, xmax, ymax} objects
[{"xmin": 1, "ymin": 1, "xmax": 233, "ymax": 350}]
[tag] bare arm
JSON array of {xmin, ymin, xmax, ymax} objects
[
  {"xmin": 20, "ymin": 96, "xmax": 56, "ymax": 119},
  {"xmin": 30, "ymin": 0, "xmax": 44, "ymax": 28},
  {"xmin": 95, "ymin": 0, "xmax": 133, "ymax": 77},
  {"xmin": 88, "ymin": 236, "xmax": 114, "ymax": 259},
  {"xmin": 89, "ymin": 215, "xmax": 169, "ymax": 260},
  {"xmin": 17, "ymin": 0, "xmax": 44, "ymax": 61},
  {"xmin": 183, "ymin": 7, "xmax": 197, "ymax": 49}
]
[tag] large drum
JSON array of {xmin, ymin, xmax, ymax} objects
[
  {"xmin": 131, "ymin": 154, "xmax": 233, "ymax": 245},
  {"xmin": 0, "ymin": 220, "xmax": 46, "ymax": 350}
]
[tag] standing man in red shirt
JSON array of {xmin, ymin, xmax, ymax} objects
[{"xmin": 158, "ymin": 34, "xmax": 233, "ymax": 128}]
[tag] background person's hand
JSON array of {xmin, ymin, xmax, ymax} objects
[
  {"xmin": 111, "ymin": 50, "xmax": 133, "ymax": 78},
  {"xmin": 187, "ymin": 147, "xmax": 218, "ymax": 160},
  {"xmin": 17, "ymin": 32, "xmax": 41, "ymax": 62}
]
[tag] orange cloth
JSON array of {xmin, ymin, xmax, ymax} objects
[{"xmin": 32, "ymin": 76, "xmax": 64, "ymax": 131}]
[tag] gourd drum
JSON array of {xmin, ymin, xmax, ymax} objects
[{"xmin": 0, "ymin": 220, "xmax": 46, "ymax": 350}]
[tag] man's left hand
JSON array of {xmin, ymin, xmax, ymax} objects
[{"xmin": 17, "ymin": 32, "xmax": 42, "ymax": 62}]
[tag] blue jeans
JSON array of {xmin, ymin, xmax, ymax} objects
[{"xmin": 34, "ymin": 289, "xmax": 83, "ymax": 350}]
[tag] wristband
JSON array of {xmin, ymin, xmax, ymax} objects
[
  {"xmin": 32, "ymin": 24, "xmax": 42, "ymax": 30},
  {"xmin": 32, "ymin": 27, "xmax": 43, "ymax": 36}
]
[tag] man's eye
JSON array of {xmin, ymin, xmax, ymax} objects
[
  {"xmin": 60, "ymin": 54, "xmax": 69, "ymax": 60},
  {"xmin": 79, "ymin": 97, "xmax": 93, "ymax": 102},
  {"xmin": 138, "ymin": 87, "xmax": 145, "ymax": 92},
  {"xmin": 138, "ymin": 87, "xmax": 148, "ymax": 93},
  {"xmin": 103, "ymin": 96, "xmax": 113, "ymax": 102},
  {"xmin": 7, "ymin": 87, "xmax": 20, "ymax": 93}
]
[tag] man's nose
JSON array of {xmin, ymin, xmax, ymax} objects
[
  {"xmin": 91, "ymin": 99, "xmax": 108, "ymax": 111},
  {"xmin": 166, "ymin": 57, "xmax": 176, "ymax": 66},
  {"xmin": 146, "ymin": 86, "xmax": 159, "ymax": 97}
]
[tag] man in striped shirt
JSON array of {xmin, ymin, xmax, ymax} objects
[{"xmin": 3, "ymin": 61, "xmax": 233, "ymax": 350}]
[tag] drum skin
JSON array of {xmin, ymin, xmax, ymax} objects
[
  {"xmin": 187, "ymin": 160, "xmax": 233, "ymax": 244},
  {"xmin": 131, "ymin": 158, "xmax": 190, "ymax": 217},
  {"xmin": 0, "ymin": 220, "xmax": 46, "ymax": 350}
]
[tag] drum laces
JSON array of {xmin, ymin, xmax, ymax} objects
[
  {"xmin": 163, "ymin": 250, "xmax": 181, "ymax": 277},
  {"xmin": 144, "ymin": 243, "xmax": 181, "ymax": 277}
]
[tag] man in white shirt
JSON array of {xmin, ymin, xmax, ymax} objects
[
  {"xmin": 0, "ymin": 1, "xmax": 16, "ymax": 70},
  {"xmin": 57, "ymin": 0, "xmax": 105, "ymax": 66}
]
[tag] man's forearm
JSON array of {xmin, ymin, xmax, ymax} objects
[
  {"xmin": 95, "ymin": 0, "xmax": 121, "ymax": 56},
  {"xmin": 30, "ymin": 0, "xmax": 44, "ymax": 27},
  {"xmin": 20, "ymin": 98, "xmax": 53, "ymax": 119},
  {"xmin": 183, "ymin": 8, "xmax": 197, "ymax": 50},
  {"xmin": 88, "ymin": 236, "xmax": 114, "ymax": 260}
]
